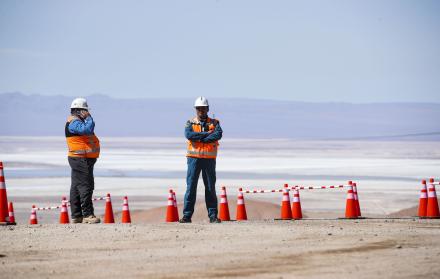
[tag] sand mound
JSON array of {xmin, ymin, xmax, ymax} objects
[
  {"xmin": 387, "ymin": 205, "xmax": 418, "ymax": 218},
  {"xmin": 113, "ymin": 198, "xmax": 303, "ymax": 223}
]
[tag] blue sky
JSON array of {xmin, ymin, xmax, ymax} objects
[{"xmin": 0, "ymin": 0, "xmax": 439, "ymax": 102}]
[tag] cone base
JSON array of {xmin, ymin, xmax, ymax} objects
[
  {"xmin": 219, "ymin": 213, "xmax": 231, "ymax": 221},
  {"xmin": 0, "ymin": 221, "xmax": 16, "ymax": 226}
]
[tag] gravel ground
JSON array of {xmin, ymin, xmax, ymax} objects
[{"xmin": 1, "ymin": 219, "xmax": 440, "ymax": 279}]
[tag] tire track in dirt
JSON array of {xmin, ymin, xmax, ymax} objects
[{"xmin": 192, "ymin": 240, "xmax": 398, "ymax": 278}]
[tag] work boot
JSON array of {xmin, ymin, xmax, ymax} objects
[
  {"xmin": 179, "ymin": 217, "xmax": 192, "ymax": 223},
  {"xmin": 71, "ymin": 217, "xmax": 83, "ymax": 224},
  {"xmin": 209, "ymin": 217, "xmax": 221, "ymax": 223},
  {"xmin": 82, "ymin": 215, "xmax": 101, "ymax": 224}
]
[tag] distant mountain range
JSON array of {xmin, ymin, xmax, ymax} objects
[{"xmin": 1, "ymin": 92, "xmax": 439, "ymax": 139}]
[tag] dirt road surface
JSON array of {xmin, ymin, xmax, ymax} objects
[{"xmin": 1, "ymin": 219, "xmax": 440, "ymax": 279}]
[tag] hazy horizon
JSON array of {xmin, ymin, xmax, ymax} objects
[
  {"xmin": 2, "ymin": 91, "xmax": 440, "ymax": 105},
  {"xmin": 1, "ymin": 92, "xmax": 439, "ymax": 139}
]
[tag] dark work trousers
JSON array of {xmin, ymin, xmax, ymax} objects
[
  {"xmin": 68, "ymin": 157, "xmax": 97, "ymax": 218},
  {"xmin": 183, "ymin": 157, "xmax": 218, "ymax": 219}
]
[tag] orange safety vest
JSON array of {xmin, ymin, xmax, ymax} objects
[
  {"xmin": 187, "ymin": 117, "xmax": 219, "ymax": 159},
  {"xmin": 65, "ymin": 116, "xmax": 100, "ymax": 158}
]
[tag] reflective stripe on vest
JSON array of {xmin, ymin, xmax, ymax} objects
[
  {"xmin": 186, "ymin": 117, "xmax": 219, "ymax": 159},
  {"xmin": 70, "ymin": 147, "xmax": 101, "ymax": 155},
  {"xmin": 187, "ymin": 149, "xmax": 217, "ymax": 157}
]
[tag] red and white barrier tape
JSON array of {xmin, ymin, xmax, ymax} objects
[
  {"xmin": 240, "ymin": 184, "xmax": 348, "ymax": 194},
  {"xmin": 35, "ymin": 196, "xmax": 106, "ymax": 211},
  {"xmin": 241, "ymin": 189, "xmax": 284, "ymax": 194},
  {"xmin": 36, "ymin": 205, "xmax": 62, "ymax": 211},
  {"xmin": 293, "ymin": 185, "xmax": 346, "ymax": 190}
]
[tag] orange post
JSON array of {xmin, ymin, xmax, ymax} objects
[
  {"xmin": 353, "ymin": 182, "xmax": 361, "ymax": 217},
  {"xmin": 8, "ymin": 202, "xmax": 16, "ymax": 224},
  {"xmin": 59, "ymin": 197, "xmax": 70, "ymax": 224},
  {"xmin": 291, "ymin": 188, "xmax": 303, "ymax": 219},
  {"xmin": 0, "ymin": 162, "xmax": 10, "ymax": 223},
  {"xmin": 29, "ymin": 205, "xmax": 38, "ymax": 225},
  {"xmin": 345, "ymin": 181, "xmax": 357, "ymax": 218},
  {"xmin": 104, "ymin": 193, "xmax": 115, "ymax": 223},
  {"xmin": 219, "ymin": 186, "xmax": 231, "ymax": 221},
  {"xmin": 236, "ymin": 188, "xmax": 247, "ymax": 221},
  {"xmin": 418, "ymin": 180, "xmax": 428, "ymax": 217},
  {"xmin": 280, "ymin": 184, "xmax": 292, "ymax": 220},
  {"xmin": 166, "ymin": 189, "xmax": 177, "ymax": 222},
  {"xmin": 426, "ymin": 178, "xmax": 440, "ymax": 218},
  {"xmin": 121, "ymin": 196, "xmax": 131, "ymax": 223},
  {"xmin": 172, "ymin": 191, "xmax": 179, "ymax": 221}
]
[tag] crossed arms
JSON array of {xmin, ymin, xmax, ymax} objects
[{"xmin": 185, "ymin": 121, "xmax": 223, "ymax": 143}]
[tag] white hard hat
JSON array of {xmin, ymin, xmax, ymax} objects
[
  {"xmin": 194, "ymin": 96, "xmax": 209, "ymax": 107},
  {"xmin": 70, "ymin": 98, "xmax": 89, "ymax": 110}
]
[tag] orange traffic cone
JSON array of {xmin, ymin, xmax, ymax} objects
[
  {"xmin": 236, "ymin": 188, "xmax": 247, "ymax": 221},
  {"xmin": 166, "ymin": 189, "xmax": 177, "ymax": 222},
  {"xmin": 104, "ymin": 193, "xmax": 115, "ymax": 223},
  {"xmin": 0, "ymin": 162, "xmax": 10, "ymax": 223},
  {"xmin": 121, "ymin": 196, "xmax": 131, "ymax": 223},
  {"xmin": 345, "ymin": 182, "xmax": 357, "ymax": 218},
  {"xmin": 418, "ymin": 180, "xmax": 428, "ymax": 217},
  {"xmin": 353, "ymin": 182, "xmax": 361, "ymax": 217},
  {"xmin": 280, "ymin": 185, "xmax": 292, "ymax": 220},
  {"xmin": 426, "ymin": 178, "xmax": 440, "ymax": 218},
  {"xmin": 59, "ymin": 197, "xmax": 70, "ymax": 224},
  {"xmin": 29, "ymin": 205, "xmax": 38, "ymax": 225},
  {"xmin": 172, "ymin": 191, "xmax": 179, "ymax": 221},
  {"xmin": 219, "ymin": 186, "xmax": 231, "ymax": 221},
  {"xmin": 8, "ymin": 202, "xmax": 16, "ymax": 224},
  {"xmin": 291, "ymin": 188, "xmax": 303, "ymax": 219}
]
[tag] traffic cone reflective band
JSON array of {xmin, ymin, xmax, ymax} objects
[
  {"xmin": 166, "ymin": 189, "xmax": 177, "ymax": 222},
  {"xmin": 219, "ymin": 186, "xmax": 231, "ymax": 221},
  {"xmin": 418, "ymin": 180, "xmax": 428, "ymax": 217},
  {"xmin": 121, "ymin": 196, "xmax": 131, "ymax": 223},
  {"xmin": 345, "ymin": 184, "xmax": 357, "ymax": 218},
  {"xmin": 426, "ymin": 178, "xmax": 440, "ymax": 218},
  {"xmin": 8, "ymin": 202, "xmax": 15, "ymax": 224},
  {"xmin": 353, "ymin": 182, "xmax": 361, "ymax": 217},
  {"xmin": 236, "ymin": 188, "xmax": 247, "ymax": 221},
  {"xmin": 104, "ymin": 193, "xmax": 115, "ymax": 223},
  {"xmin": 291, "ymin": 188, "xmax": 303, "ymax": 219},
  {"xmin": 280, "ymin": 185, "xmax": 292, "ymax": 220},
  {"xmin": 0, "ymin": 162, "xmax": 10, "ymax": 223},
  {"xmin": 59, "ymin": 197, "xmax": 70, "ymax": 224},
  {"xmin": 172, "ymin": 191, "xmax": 179, "ymax": 221},
  {"xmin": 29, "ymin": 205, "xmax": 38, "ymax": 225}
]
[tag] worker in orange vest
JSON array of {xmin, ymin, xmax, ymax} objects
[
  {"xmin": 180, "ymin": 97, "xmax": 223, "ymax": 223},
  {"xmin": 65, "ymin": 98, "xmax": 100, "ymax": 224}
]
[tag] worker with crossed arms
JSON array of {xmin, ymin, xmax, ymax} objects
[{"xmin": 180, "ymin": 97, "xmax": 223, "ymax": 223}]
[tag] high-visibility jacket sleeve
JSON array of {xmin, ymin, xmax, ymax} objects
[
  {"xmin": 68, "ymin": 116, "xmax": 95, "ymax": 135},
  {"xmin": 201, "ymin": 121, "xmax": 223, "ymax": 143},
  {"xmin": 185, "ymin": 120, "xmax": 208, "ymax": 141}
]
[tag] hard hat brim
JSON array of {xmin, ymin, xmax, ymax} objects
[{"xmin": 70, "ymin": 106, "xmax": 90, "ymax": 109}]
